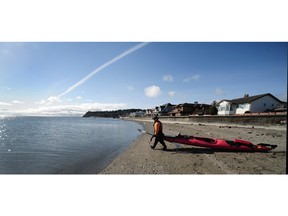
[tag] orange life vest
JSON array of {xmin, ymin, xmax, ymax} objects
[{"xmin": 153, "ymin": 120, "xmax": 163, "ymax": 135}]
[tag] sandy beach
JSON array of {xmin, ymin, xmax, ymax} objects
[{"xmin": 100, "ymin": 119, "xmax": 286, "ymax": 174}]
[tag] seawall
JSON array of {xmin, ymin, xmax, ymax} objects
[{"xmin": 129, "ymin": 114, "xmax": 287, "ymax": 127}]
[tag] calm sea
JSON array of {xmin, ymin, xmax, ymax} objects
[{"xmin": 0, "ymin": 116, "xmax": 142, "ymax": 174}]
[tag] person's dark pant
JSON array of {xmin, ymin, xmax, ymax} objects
[{"xmin": 152, "ymin": 134, "xmax": 167, "ymax": 149}]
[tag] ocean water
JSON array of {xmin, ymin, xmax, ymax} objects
[{"xmin": 0, "ymin": 116, "xmax": 142, "ymax": 174}]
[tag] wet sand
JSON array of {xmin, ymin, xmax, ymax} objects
[{"xmin": 100, "ymin": 119, "xmax": 286, "ymax": 174}]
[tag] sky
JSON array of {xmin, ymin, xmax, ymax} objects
[{"xmin": 0, "ymin": 42, "xmax": 287, "ymax": 116}]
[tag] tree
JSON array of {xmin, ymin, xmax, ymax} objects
[{"xmin": 209, "ymin": 100, "xmax": 218, "ymax": 115}]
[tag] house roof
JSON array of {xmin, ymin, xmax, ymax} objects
[
  {"xmin": 219, "ymin": 93, "xmax": 283, "ymax": 105},
  {"xmin": 173, "ymin": 103, "xmax": 195, "ymax": 107},
  {"xmin": 160, "ymin": 103, "xmax": 175, "ymax": 113},
  {"xmin": 160, "ymin": 103, "xmax": 175, "ymax": 107}
]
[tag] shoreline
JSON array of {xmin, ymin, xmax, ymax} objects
[{"xmin": 100, "ymin": 120, "xmax": 286, "ymax": 174}]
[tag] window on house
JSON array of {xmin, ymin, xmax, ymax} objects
[
  {"xmin": 238, "ymin": 104, "xmax": 245, "ymax": 109},
  {"xmin": 264, "ymin": 103, "xmax": 266, "ymax": 107}
]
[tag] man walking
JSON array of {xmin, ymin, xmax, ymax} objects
[{"xmin": 150, "ymin": 116, "xmax": 167, "ymax": 150}]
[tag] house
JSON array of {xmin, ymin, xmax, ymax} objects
[
  {"xmin": 169, "ymin": 103, "xmax": 195, "ymax": 116},
  {"xmin": 129, "ymin": 110, "xmax": 146, "ymax": 117},
  {"xmin": 146, "ymin": 104, "xmax": 176, "ymax": 117},
  {"xmin": 158, "ymin": 103, "xmax": 175, "ymax": 116},
  {"xmin": 217, "ymin": 93, "xmax": 284, "ymax": 115},
  {"xmin": 146, "ymin": 107, "xmax": 160, "ymax": 117},
  {"xmin": 168, "ymin": 103, "xmax": 212, "ymax": 116},
  {"xmin": 273, "ymin": 103, "xmax": 287, "ymax": 112},
  {"xmin": 192, "ymin": 103, "xmax": 214, "ymax": 115}
]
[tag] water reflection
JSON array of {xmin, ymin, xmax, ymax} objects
[{"xmin": 0, "ymin": 117, "xmax": 142, "ymax": 174}]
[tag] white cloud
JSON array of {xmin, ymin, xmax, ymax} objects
[
  {"xmin": 36, "ymin": 100, "xmax": 47, "ymax": 105},
  {"xmin": 36, "ymin": 96, "xmax": 62, "ymax": 106},
  {"xmin": 215, "ymin": 88, "xmax": 224, "ymax": 96},
  {"xmin": 168, "ymin": 91, "xmax": 176, "ymax": 97},
  {"xmin": 183, "ymin": 74, "xmax": 200, "ymax": 82},
  {"xmin": 76, "ymin": 96, "xmax": 82, "ymax": 99},
  {"xmin": 12, "ymin": 100, "xmax": 24, "ymax": 104},
  {"xmin": 163, "ymin": 75, "xmax": 173, "ymax": 82},
  {"xmin": 0, "ymin": 102, "xmax": 12, "ymax": 106},
  {"xmin": 47, "ymin": 96, "xmax": 61, "ymax": 103},
  {"xmin": 144, "ymin": 85, "xmax": 162, "ymax": 98},
  {"xmin": 11, "ymin": 102, "xmax": 127, "ymax": 116}
]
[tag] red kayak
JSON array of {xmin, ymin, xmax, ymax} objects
[{"xmin": 163, "ymin": 134, "xmax": 277, "ymax": 152}]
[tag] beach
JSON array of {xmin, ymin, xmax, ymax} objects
[{"xmin": 100, "ymin": 119, "xmax": 286, "ymax": 174}]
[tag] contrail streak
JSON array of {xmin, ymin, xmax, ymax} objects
[{"xmin": 55, "ymin": 42, "xmax": 149, "ymax": 100}]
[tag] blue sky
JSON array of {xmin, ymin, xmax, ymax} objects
[{"xmin": 0, "ymin": 42, "xmax": 287, "ymax": 116}]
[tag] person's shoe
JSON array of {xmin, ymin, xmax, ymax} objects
[
  {"xmin": 162, "ymin": 147, "xmax": 167, "ymax": 150},
  {"xmin": 150, "ymin": 146, "xmax": 155, "ymax": 149}
]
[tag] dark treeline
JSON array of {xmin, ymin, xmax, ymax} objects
[{"xmin": 82, "ymin": 109, "xmax": 145, "ymax": 118}]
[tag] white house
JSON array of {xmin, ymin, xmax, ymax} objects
[{"xmin": 217, "ymin": 93, "xmax": 284, "ymax": 115}]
